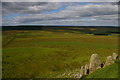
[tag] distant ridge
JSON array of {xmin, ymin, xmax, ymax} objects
[
  {"xmin": 2, "ymin": 25, "xmax": 118, "ymax": 27},
  {"xmin": 2, "ymin": 25, "xmax": 119, "ymax": 31}
]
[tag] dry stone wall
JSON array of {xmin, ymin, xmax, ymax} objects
[
  {"xmin": 89, "ymin": 54, "xmax": 102, "ymax": 74},
  {"xmin": 75, "ymin": 53, "xmax": 119, "ymax": 79}
]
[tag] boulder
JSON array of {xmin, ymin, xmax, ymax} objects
[
  {"xmin": 74, "ymin": 74, "xmax": 79, "ymax": 78},
  {"xmin": 84, "ymin": 64, "xmax": 89, "ymax": 75},
  {"xmin": 118, "ymin": 54, "xmax": 120, "ymax": 60},
  {"xmin": 112, "ymin": 53, "xmax": 118, "ymax": 60},
  {"xmin": 80, "ymin": 66, "xmax": 84, "ymax": 76},
  {"xmin": 89, "ymin": 54, "xmax": 102, "ymax": 74},
  {"xmin": 75, "ymin": 73, "xmax": 82, "ymax": 79},
  {"xmin": 104, "ymin": 56, "xmax": 114, "ymax": 67},
  {"xmin": 74, "ymin": 66, "xmax": 84, "ymax": 78}
]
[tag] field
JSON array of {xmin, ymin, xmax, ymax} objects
[{"xmin": 2, "ymin": 28, "xmax": 119, "ymax": 78}]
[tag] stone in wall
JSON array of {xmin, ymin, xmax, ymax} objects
[
  {"xmin": 104, "ymin": 56, "xmax": 114, "ymax": 67},
  {"xmin": 118, "ymin": 54, "xmax": 120, "ymax": 60},
  {"xmin": 89, "ymin": 54, "xmax": 102, "ymax": 74},
  {"xmin": 74, "ymin": 73, "xmax": 79, "ymax": 78},
  {"xmin": 84, "ymin": 64, "xmax": 89, "ymax": 75},
  {"xmin": 74, "ymin": 53, "xmax": 118, "ymax": 79},
  {"xmin": 112, "ymin": 53, "xmax": 118, "ymax": 60},
  {"xmin": 74, "ymin": 66, "xmax": 84, "ymax": 78},
  {"xmin": 80, "ymin": 66, "xmax": 84, "ymax": 77}
]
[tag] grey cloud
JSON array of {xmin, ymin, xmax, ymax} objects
[
  {"xmin": 63, "ymin": 3, "xmax": 118, "ymax": 18},
  {"xmin": 2, "ymin": 2, "xmax": 65, "ymax": 16},
  {"xmin": 93, "ymin": 15, "xmax": 118, "ymax": 20},
  {"xmin": 2, "ymin": 2, "xmax": 118, "ymax": 26},
  {"xmin": 1, "ymin": 0, "xmax": 120, "ymax": 2}
]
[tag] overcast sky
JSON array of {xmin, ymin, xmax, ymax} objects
[{"xmin": 2, "ymin": 2, "xmax": 119, "ymax": 26}]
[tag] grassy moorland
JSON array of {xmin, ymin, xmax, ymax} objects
[{"xmin": 2, "ymin": 28, "xmax": 119, "ymax": 78}]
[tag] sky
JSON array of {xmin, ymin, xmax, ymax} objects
[{"xmin": 2, "ymin": 2, "xmax": 119, "ymax": 26}]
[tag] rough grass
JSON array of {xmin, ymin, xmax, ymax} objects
[{"xmin": 2, "ymin": 30, "xmax": 118, "ymax": 78}]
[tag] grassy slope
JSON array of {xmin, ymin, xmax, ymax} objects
[
  {"xmin": 85, "ymin": 61, "xmax": 119, "ymax": 78},
  {"xmin": 2, "ymin": 30, "xmax": 118, "ymax": 78}
]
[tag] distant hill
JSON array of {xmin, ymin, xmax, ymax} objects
[
  {"xmin": 2, "ymin": 25, "xmax": 120, "ymax": 35},
  {"xmin": 2, "ymin": 25, "xmax": 119, "ymax": 30}
]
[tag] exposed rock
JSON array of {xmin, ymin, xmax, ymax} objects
[
  {"xmin": 79, "ymin": 74, "xmax": 83, "ymax": 79},
  {"xmin": 80, "ymin": 66, "xmax": 84, "ymax": 76},
  {"xmin": 74, "ymin": 53, "xmax": 118, "ymax": 79},
  {"xmin": 112, "ymin": 53, "xmax": 118, "ymax": 60},
  {"xmin": 118, "ymin": 54, "xmax": 120, "ymax": 60},
  {"xmin": 84, "ymin": 64, "xmax": 89, "ymax": 75},
  {"xmin": 74, "ymin": 66, "xmax": 84, "ymax": 78},
  {"xmin": 74, "ymin": 75, "xmax": 78, "ymax": 78},
  {"xmin": 74, "ymin": 73, "xmax": 80, "ymax": 78},
  {"xmin": 104, "ymin": 56, "xmax": 114, "ymax": 67},
  {"xmin": 89, "ymin": 54, "xmax": 102, "ymax": 74}
]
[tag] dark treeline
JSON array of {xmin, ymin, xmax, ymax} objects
[
  {"xmin": 2, "ymin": 26, "xmax": 43, "ymax": 30},
  {"xmin": 2, "ymin": 25, "xmax": 119, "ymax": 30},
  {"xmin": 2, "ymin": 25, "xmax": 120, "ymax": 35}
]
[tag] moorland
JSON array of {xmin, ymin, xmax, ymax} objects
[{"xmin": 2, "ymin": 25, "xmax": 119, "ymax": 78}]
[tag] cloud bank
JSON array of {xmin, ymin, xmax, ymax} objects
[{"xmin": 2, "ymin": 2, "xmax": 118, "ymax": 26}]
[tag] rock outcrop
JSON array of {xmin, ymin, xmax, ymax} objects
[
  {"xmin": 104, "ymin": 56, "xmax": 114, "ymax": 67},
  {"xmin": 74, "ymin": 66, "xmax": 84, "ymax": 78},
  {"xmin": 89, "ymin": 54, "xmax": 102, "ymax": 74},
  {"xmin": 74, "ymin": 53, "xmax": 118, "ymax": 79},
  {"xmin": 112, "ymin": 53, "xmax": 118, "ymax": 60},
  {"xmin": 84, "ymin": 64, "xmax": 89, "ymax": 75},
  {"xmin": 118, "ymin": 55, "xmax": 120, "ymax": 60},
  {"xmin": 80, "ymin": 66, "xmax": 84, "ymax": 77},
  {"xmin": 104, "ymin": 53, "xmax": 119, "ymax": 67}
]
